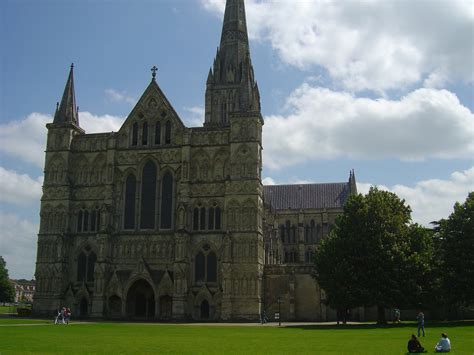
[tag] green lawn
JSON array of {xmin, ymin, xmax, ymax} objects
[
  {"xmin": 0, "ymin": 305, "xmax": 16, "ymax": 314},
  {"xmin": 0, "ymin": 319, "xmax": 472, "ymax": 354}
]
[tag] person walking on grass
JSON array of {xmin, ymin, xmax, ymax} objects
[
  {"xmin": 435, "ymin": 333, "xmax": 451, "ymax": 353},
  {"xmin": 416, "ymin": 311, "xmax": 425, "ymax": 337},
  {"xmin": 407, "ymin": 334, "xmax": 426, "ymax": 353}
]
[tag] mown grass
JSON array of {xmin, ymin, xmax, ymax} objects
[{"xmin": 0, "ymin": 319, "xmax": 472, "ymax": 354}]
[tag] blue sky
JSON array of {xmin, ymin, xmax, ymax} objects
[{"xmin": 1, "ymin": 0, "xmax": 473, "ymax": 279}]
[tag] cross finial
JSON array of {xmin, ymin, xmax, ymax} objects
[{"xmin": 151, "ymin": 66, "xmax": 158, "ymax": 80}]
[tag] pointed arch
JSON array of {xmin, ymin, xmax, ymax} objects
[
  {"xmin": 160, "ymin": 171, "xmax": 173, "ymax": 229},
  {"xmin": 164, "ymin": 120, "xmax": 171, "ymax": 144},
  {"xmin": 140, "ymin": 160, "xmax": 157, "ymax": 229},
  {"xmin": 142, "ymin": 122, "xmax": 149, "ymax": 145},
  {"xmin": 131, "ymin": 122, "xmax": 138, "ymax": 146},
  {"xmin": 124, "ymin": 173, "xmax": 137, "ymax": 230}
]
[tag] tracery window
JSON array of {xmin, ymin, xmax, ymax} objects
[
  {"xmin": 195, "ymin": 244, "xmax": 217, "ymax": 283},
  {"xmin": 77, "ymin": 246, "xmax": 96, "ymax": 282},
  {"xmin": 160, "ymin": 172, "xmax": 173, "ymax": 229},
  {"xmin": 155, "ymin": 122, "xmax": 161, "ymax": 145},
  {"xmin": 132, "ymin": 122, "xmax": 138, "ymax": 146},
  {"xmin": 140, "ymin": 161, "xmax": 157, "ymax": 229},
  {"xmin": 305, "ymin": 249, "xmax": 315, "ymax": 263},
  {"xmin": 77, "ymin": 207, "xmax": 101, "ymax": 233},
  {"xmin": 164, "ymin": 121, "xmax": 171, "ymax": 144},
  {"xmin": 142, "ymin": 122, "xmax": 148, "ymax": 146},
  {"xmin": 124, "ymin": 174, "xmax": 137, "ymax": 230}
]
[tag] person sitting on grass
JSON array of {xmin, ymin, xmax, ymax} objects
[
  {"xmin": 435, "ymin": 333, "xmax": 451, "ymax": 353},
  {"xmin": 407, "ymin": 334, "xmax": 425, "ymax": 353}
]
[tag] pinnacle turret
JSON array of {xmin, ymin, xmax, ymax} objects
[
  {"xmin": 53, "ymin": 64, "xmax": 79, "ymax": 127},
  {"xmin": 349, "ymin": 170, "xmax": 358, "ymax": 195}
]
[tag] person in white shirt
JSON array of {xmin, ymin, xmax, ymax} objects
[{"xmin": 435, "ymin": 333, "xmax": 451, "ymax": 353}]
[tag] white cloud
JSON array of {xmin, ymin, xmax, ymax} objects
[
  {"xmin": 202, "ymin": 0, "xmax": 474, "ymax": 92},
  {"xmin": 183, "ymin": 106, "xmax": 205, "ymax": 127},
  {"xmin": 0, "ymin": 113, "xmax": 50, "ymax": 168},
  {"xmin": 105, "ymin": 89, "xmax": 136, "ymax": 105},
  {"xmin": 79, "ymin": 111, "xmax": 124, "ymax": 133},
  {"xmin": 0, "ymin": 112, "xmax": 124, "ymax": 168},
  {"xmin": 0, "ymin": 213, "xmax": 38, "ymax": 279},
  {"xmin": 358, "ymin": 166, "xmax": 474, "ymax": 226},
  {"xmin": 0, "ymin": 167, "xmax": 42, "ymax": 206},
  {"xmin": 263, "ymin": 85, "xmax": 474, "ymax": 170}
]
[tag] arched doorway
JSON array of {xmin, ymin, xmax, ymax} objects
[
  {"xmin": 79, "ymin": 298, "xmax": 88, "ymax": 317},
  {"xmin": 159, "ymin": 295, "xmax": 172, "ymax": 320},
  {"xmin": 126, "ymin": 279, "xmax": 155, "ymax": 320},
  {"xmin": 200, "ymin": 300, "xmax": 209, "ymax": 320},
  {"xmin": 108, "ymin": 295, "xmax": 122, "ymax": 319}
]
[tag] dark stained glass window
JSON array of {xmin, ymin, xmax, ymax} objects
[
  {"xmin": 160, "ymin": 172, "xmax": 173, "ymax": 229},
  {"xmin": 77, "ymin": 252, "xmax": 86, "ymax": 281},
  {"xmin": 90, "ymin": 210, "xmax": 96, "ymax": 232},
  {"xmin": 207, "ymin": 252, "xmax": 217, "ymax": 282},
  {"xmin": 140, "ymin": 161, "xmax": 157, "ymax": 229},
  {"xmin": 132, "ymin": 122, "xmax": 138, "ymax": 146},
  {"xmin": 193, "ymin": 208, "xmax": 199, "ymax": 230},
  {"xmin": 215, "ymin": 207, "xmax": 221, "ymax": 230},
  {"xmin": 77, "ymin": 210, "xmax": 83, "ymax": 232},
  {"xmin": 87, "ymin": 252, "xmax": 96, "ymax": 281},
  {"xmin": 195, "ymin": 251, "xmax": 205, "ymax": 282},
  {"xmin": 199, "ymin": 207, "xmax": 206, "ymax": 230},
  {"xmin": 142, "ymin": 122, "xmax": 148, "ymax": 146},
  {"xmin": 83, "ymin": 211, "xmax": 89, "ymax": 232},
  {"xmin": 165, "ymin": 121, "xmax": 171, "ymax": 144},
  {"xmin": 208, "ymin": 207, "xmax": 215, "ymax": 230},
  {"xmin": 155, "ymin": 122, "xmax": 161, "ymax": 145},
  {"xmin": 124, "ymin": 174, "xmax": 137, "ymax": 229}
]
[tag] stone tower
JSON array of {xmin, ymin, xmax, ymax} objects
[{"xmin": 34, "ymin": 64, "xmax": 85, "ymax": 312}]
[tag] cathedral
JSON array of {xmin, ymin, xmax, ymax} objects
[{"xmin": 33, "ymin": 0, "xmax": 357, "ymax": 321}]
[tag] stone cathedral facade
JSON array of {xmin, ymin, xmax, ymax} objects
[{"xmin": 34, "ymin": 0, "xmax": 357, "ymax": 321}]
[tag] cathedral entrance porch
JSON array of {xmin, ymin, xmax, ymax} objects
[{"xmin": 126, "ymin": 279, "xmax": 155, "ymax": 320}]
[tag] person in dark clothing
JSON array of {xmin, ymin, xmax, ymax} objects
[{"xmin": 408, "ymin": 334, "xmax": 426, "ymax": 353}]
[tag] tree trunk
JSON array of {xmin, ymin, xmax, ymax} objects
[{"xmin": 377, "ymin": 305, "xmax": 386, "ymax": 324}]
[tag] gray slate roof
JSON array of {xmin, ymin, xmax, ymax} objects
[{"xmin": 263, "ymin": 183, "xmax": 350, "ymax": 210}]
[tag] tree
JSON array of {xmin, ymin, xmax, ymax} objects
[
  {"xmin": 314, "ymin": 187, "xmax": 434, "ymax": 324},
  {"xmin": 0, "ymin": 256, "xmax": 15, "ymax": 303},
  {"xmin": 434, "ymin": 192, "xmax": 474, "ymax": 307}
]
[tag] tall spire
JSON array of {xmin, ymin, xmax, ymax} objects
[
  {"xmin": 204, "ymin": 0, "xmax": 260, "ymax": 127},
  {"xmin": 220, "ymin": 0, "xmax": 249, "ymax": 48},
  {"xmin": 349, "ymin": 170, "xmax": 358, "ymax": 195},
  {"xmin": 53, "ymin": 63, "xmax": 79, "ymax": 126}
]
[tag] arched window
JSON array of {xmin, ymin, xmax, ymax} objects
[
  {"xmin": 285, "ymin": 221, "xmax": 291, "ymax": 243},
  {"xmin": 215, "ymin": 207, "xmax": 221, "ymax": 230},
  {"xmin": 77, "ymin": 252, "xmax": 86, "ymax": 281},
  {"xmin": 83, "ymin": 211, "xmax": 89, "ymax": 232},
  {"xmin": 132, "ymin": 122, "xmax": 138, "ymax": 146},
  {"xmin": 195, "ymin": 252, "xmax": 205, "ymax": 282},
  {"xmin": 280, "ymin": 225, "xmax": 285, "ymax": 243},
  {"xmin": 77, "ymin": 248, "xmax": 96, "ymax": 282},
  {"xmin": 90, "ymin": 210, "xmax": 96, "ymax": 232},
  {"xmin": 124, "ymin": 174, "xmax": 137, "ymax": 230},
  {"xmin": 291, "ymin": 225, "xmax": 296, "ymax": 244},
  {"xmin": 208, "ymin": 207, "xmax": 215, "ymax": 230},
  {"xmin": 87, "ymin": 252, "xmax": 96, "ymax": 281},
  {"xmin": 199, "ymin": 207, "xmax": 206, "ymax": 231},
  {"xmin": 140, "ymin": 161, "xmax": 157, "ymax": 229},
  {"xmin": 164, "ymin": 121, "xmax": 171, "ymax": 144},
  {"xmin": 195, "ymin": 245, "xmax": 218, "ymax": 283},
  {"xmin": 193, "ymin": 208, "xmax": 199, "ymax": 231},
  {"xmin": 155, "ymin": 122, "xmax": 161, "ymax": 145},
  {"xmin": 310, "ymin": 220, "xmax": 316, "ymax": 243},
  {"xmin": 142, "ymin": 122, "xmax": 148, "ymax": 146},
  {"xmin": 77, "ymin": 210, "xmax": 83, "ymax": 233},
  {"xmin": 207, "ymin": 252, "xmax": 217, "ymax": 282},
  {"xmin": 316, "ymin": 224, "xmax": 321, "ymax": 242},
  {"xmin": 160, "ymin": 172, "xmax": 173, "ymax": 229}
]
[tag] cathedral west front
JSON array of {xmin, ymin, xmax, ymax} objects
[{"xmin": 33, "ymin": 0, "xmax": 357, "ymax": 322}]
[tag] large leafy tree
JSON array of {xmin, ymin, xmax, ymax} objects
[
  {"xmin": 314, "ymin": 187, "xmax": 434, "ymax": 323},
  {"xmin": 434, "ymin": 192, "xmax": 474, "ymax": 307},
  {"xmin": 0, "ymin": 256, "xmax": 15, "ymax": 303}
]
